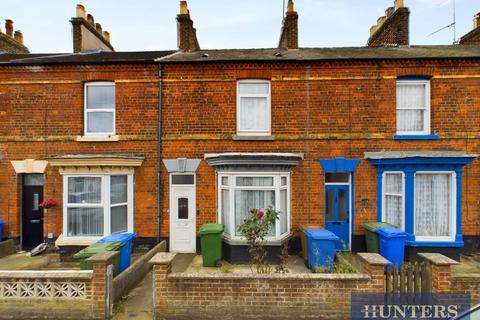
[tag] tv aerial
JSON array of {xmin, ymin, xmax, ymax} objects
[{"xmin": 428, "ymin": 0, "xmax": 458, "ymax": 44}]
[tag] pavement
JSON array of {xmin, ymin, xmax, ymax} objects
[{"xmin": 0, "ymin": 252, "xmax": 61, "ymax": 270}]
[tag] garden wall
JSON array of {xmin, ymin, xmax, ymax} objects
[
  {"xmin": 150, "ymin": 253, "xmax": 389, "ymax": 320},
  {"xmin": 0, "ymin": 252, "xmax": 117, "ymax": 320}
]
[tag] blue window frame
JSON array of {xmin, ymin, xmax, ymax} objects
[{"xmin": 368, "ymin": 155, "xmax": 476, "ymax": 247}]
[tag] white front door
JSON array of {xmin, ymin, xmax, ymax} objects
[{"xmin": 169, "ymin": 174, "xmax": 196, "ymax": 253}]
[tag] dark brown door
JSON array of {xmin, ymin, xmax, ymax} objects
[{"xmin": 22, "ymin": 174, "xmax": 44, "ymax": 249}]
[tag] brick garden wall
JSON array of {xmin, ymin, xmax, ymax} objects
[
  {"xmin": 151, "ymin": 252, "xmax": 387, "ymax": 320},
  {"xmin": 0, "ymin": 64, "xmax": 160, "ymax": 242},
  {"xmin": 160, "ymin": 60, "xmax": 480, "ymax": 242}
]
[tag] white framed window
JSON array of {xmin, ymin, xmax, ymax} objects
[
  {"xmin": 396, "ymin": 80, "xmax": 430, "ymax": 135},
  {"xmin": 414, "ymin": 172, "xmax": 456, "ymax": 242},
  {"xmin": 218, "ymin": 172, "xmax": 290, "ymax": 241},
  {"xmin": 85, "ymin": 82, "xmax": 115, "ymax": 136},
  {"xmin": 63, "ymin": 174, "xmax": 133, "ymax": 240},
  {"xmin": 382, "ymin": 172, "xmax": 405, "ymax": 230},
  {"xmin": 236, "ymin": 80, "xmax": 271, "ymax": 136}
]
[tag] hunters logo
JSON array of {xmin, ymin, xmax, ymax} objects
[{"xmin": 351, "ymin": 293, "xmax": 471, "ymax": 320}]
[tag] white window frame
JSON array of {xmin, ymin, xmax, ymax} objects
[
  {"xmin": 217, "ymin": 172, "xmax": 290, "ymax": 241},
  {"xmin": 84, "ymin": 82, "xmax": 116, "ymax": 137},
  {"xmin": 236, "ymin": 79, "xmax": 271, "ymax": 136},
  {"xmin": 382, "ymin": 171, "xmax": 405, "ymax": 231},
  {"xmin": 413, "ymin": 171, "xmax": 456, "ymax": 242},
  {"xmin": 396, "ymin": 79, "xmax": 431, "ymax": 135},
  {"xmin": 63, "ymin": 173, "xmax": 134, "ymax": 241}
]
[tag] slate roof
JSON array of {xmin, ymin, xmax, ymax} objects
[
  {"xmin": 0, "ymin": 45, "xmax": 478, "ymax": 66},
  {"xmin": 364, "ymin": 151, "xmax": 478, "ymax": 159},
  {"xmin": 0, "ymin": 50, "xmax": 176, "ymax": 65},
  {"xmin": 157, "ymin": 45, "xmax": 480, "ymax": 63}
]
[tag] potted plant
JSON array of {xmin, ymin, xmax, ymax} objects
[{"xmin": 39, "ymin": 199, "xmax": 57, "ymax": 209}]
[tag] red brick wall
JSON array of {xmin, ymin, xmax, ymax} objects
[
  {"xmin": 160, "ymin": 60, "xmax": 480, "ymax": 239},
  {"xmin": 0, "ymin": 64, "xmax": 159, "ymax": 240}
]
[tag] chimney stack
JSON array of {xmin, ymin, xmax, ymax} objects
[
  {"xmin": 278, "ymin": 0, "xmax": 299, "ymax": 50},
  {"xmin": 5, "ymin": 19, "xmax": 13, "ymax": 37},
  {"xmin": 177, "ymin": 1, "xmax": 200, "ymax": 52},
  {"xmin": 70, "ymin": 4, "xmax": 114, "ymax": 53},
  {"xmin": 0, "ymin": 19, "xmax": 29, "ymax": 53},
  {"xmin": 367, "ymin": 0, "xmax": 409, "ymax": 47},
  {"xmin": 459, "ymin": 12, "xmax": 480, "ymax": 45}
]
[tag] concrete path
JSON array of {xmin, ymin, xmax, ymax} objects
[
  {"xmin": 112, "ymin": 271, "xmax": 153, "ymax": 320},
  {"xmin": 112, "ymin": 253, "xmax": 195, "ymax": 320}
]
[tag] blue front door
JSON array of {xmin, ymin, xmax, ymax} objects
[{"xmin": 325, "ymin": 185, "xmax": 350, "ymax": 251}]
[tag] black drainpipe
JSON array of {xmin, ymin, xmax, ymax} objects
[{"xmin": 156, "ymin": 64, "xmax": 163, "ymax": 243}]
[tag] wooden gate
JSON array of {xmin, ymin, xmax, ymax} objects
[{"xmin": 385, "ymin": 262, "xmax": 432, "ymax": 293}]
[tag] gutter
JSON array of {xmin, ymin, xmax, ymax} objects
[{"xmin": 156, "ymin": 64, "xmax": 163, "ymax": 243}]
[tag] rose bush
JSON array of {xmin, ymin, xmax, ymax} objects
[{"xmin": 237, "ymin": 206, "xmax": 279, "ymax": 273}]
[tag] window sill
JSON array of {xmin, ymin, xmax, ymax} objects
[
  {"xmin": 405, "ymin": 240, "xmax": 463, "ymax": 248},
  {"xmin": 232, "ymin": 135, "xmax": 275, "ymax": 141},
  {"xmin": 76, "ymin": 135, "xmax": 119, "ymax": 142},
  {"xmin": 222, "ymin": 233, "xmax": 291, "ymax": 246},
  {"xmin": 394, "ymin": 134, "xmax": 440, "ymax": 140}
]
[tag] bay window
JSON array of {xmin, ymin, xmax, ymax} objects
[
  {"xmin": 369, "ymin": 152, "xmax": 475, "ymax": 246},
  {"xmin": 64, "ymin": 174, "xmax": 133, "ymax": 239},
  {"xmin": 219, "ymin": 173, "xmax": 290, "ymax": 240}
]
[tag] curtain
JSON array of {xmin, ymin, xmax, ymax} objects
[
  {"xmin": 280, "ymin": 189, "xmax": 287, "ymax": 235},
  {"xmin": 384, "ymin": 173, "xmax": 403, "ymax": 228},
  {"xmin": 221, "ymin": 189, "xmax": 230, "ymax": 235},
  {"xmin": 396, "ymin": 83, "xmax": 426, "ymax": 132},
  {"xmin": 67, "ymin": 208, "xmax": 103, "ymax": 236},
  {"xmin": 415, "ymin": 174, "xmax": 451, "ymax": 237},
  {"xmin": 236, "ymin": 177, "xmax": 273, "ymax": 186},
  {"xmin": 239, "ymin": 97, "xmax": 268, "ymax": 131},
  {"xmin": 111, "ymin": 206, "xmax": 127, "ymax": 233},
  {"xmin": 111, "ymin": 176, "xmax": 127, "ymax": 204},
  {"xmin": 68, "ymin": 177, "xmax": 101, "ymax": 204},
  {"xmin": 234, "ymin": 190, "xmax": 275, "ymax": 236}
]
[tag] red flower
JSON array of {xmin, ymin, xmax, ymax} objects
[
  {"xmin": 39, "ymin": 199, "xmax": 57, "ymax": 208},
  {"xmin": 257, "ymin": 211, "xmax": 264, "ymax": 218}
]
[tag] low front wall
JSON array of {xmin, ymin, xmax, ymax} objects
[
  {"xmin": 0, "ymin": 252, "xmax": 117, "ymax": 320},
  {"xmin": 451, "ymin": 275, "xmax": 480, "ymax": 304},
  {"xmin": 150, "ymin": 252, "xmax": 388, "ymax": 320},
  {"xmin": 0, "ymin": 271, "xmax": 94, "ymax": 319}
]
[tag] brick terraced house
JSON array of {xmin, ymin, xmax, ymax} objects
[{"xmin": 0, "ymin": 1, "xmax": 479, "ymax": 260}]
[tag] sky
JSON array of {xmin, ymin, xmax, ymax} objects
[{"xmin": 0, "ymin": 0, "xmax": 479, "ymax": 53}]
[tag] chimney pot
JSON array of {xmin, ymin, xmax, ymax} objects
[
  {"xmin": 103, "ymin": 31, "xmax": 110, "ymax": 42},
  {"xmin": 395, "ymin": 0, "xmax": 404, "ymax": 10},
  {"xmin": 95, "ymin": 23, "xmax": 102, "ymax": 33},
  {"xmin": 287, "ymin": 0, "xmax": 295, "ymax": 13},
  {"xmin": 13, "ymin": 30, "xmax": 24, "ymax": 44},
  {"xmin": 5, "ymin": 19, "xmax": 13, "ymax": 37},
  {"xmin": 76, "ymin": 4, "xmax": 86, "ymax": 18},
  {"xmin": 474, "ymin": 13, "xmax": 480, "ymax": 29},
  {"xmin": 86, "ymin": 14, "xmax": 94, "ymax": 26},
  {"xmin": 386, "ymin": 7, "xmax": 395, "ymax": 17},
  {"xmin": 180, "ymin": 1, "xmax": 188, "ymax": 15}
]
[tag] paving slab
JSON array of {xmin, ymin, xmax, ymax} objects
[
  {"xmin": 0, "ymin": 252, "xmax": 59, "ymax": 270},
  {"xmin": 112, "ymin": 271, "xmax": 153, "ymax": 320}
]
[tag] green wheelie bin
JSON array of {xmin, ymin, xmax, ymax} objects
[
  {"xmin": 73, "ymin": 242, "xmax": 124, "ymax": 276},
  {"xmin": 199, "ymin": 223, "xmax": 224, "ymax": 267},
  {"xmin": 362, "ymin": 222, "xmax": 394, "ymax": 253}
]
